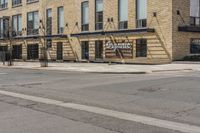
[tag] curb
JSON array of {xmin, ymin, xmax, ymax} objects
[
  {"xmin": 0, "ymin": 66, "xmax": 149, "ymax": 74},
  {"xmin": 0, "ymin": 66, "xmax": 196, "ymax": 74}
]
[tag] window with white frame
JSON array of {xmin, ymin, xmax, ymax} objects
[
  {"xmin": 58, "ymin": 7, "xmax": 64, "ymax": 34},
  {"xmin": 12, "ymin": 14, "xmax": 22, "ymax": 36},
  {"xmin": 81, "ymin": 1, "xmax": 89, "ymax": 31},
  {"xmin": 190, "ymin": 0, "xmax": 200, "ymax": 26},
  {"xmin": 136, "ymin": 0, "xmax": 147, "ymax": 28},
  {"xmin": 27, "ymin": 11, "xmax": 39, "ymax": 35},
  {"xmin": 119, "ymin": 0, "xmax": 128, "ymax": 29}
]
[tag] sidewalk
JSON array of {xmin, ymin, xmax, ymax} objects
[{"xmin": 0, "ymin": 61, "xmax": 200, "ymax": 74}]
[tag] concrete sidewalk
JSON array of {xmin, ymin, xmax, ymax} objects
[{"xmin": 0, "ymin": 61, "xmax": 200, "ymax": 74}]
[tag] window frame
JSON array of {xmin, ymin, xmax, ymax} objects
[
  {"xmin": 136, "ymin": 39, "xmax": 147, "ymax": 58},
  {"xmin": 118, "ymin": 0, "xmax": 128, "ymax": 29},
  {"xmin": 95, "ymin": 0, "xmax": 103, "ymax": 31},
  {"xmin": 81, "ymin": 1, "xmax": 89, "ymax": 32},
  {"xmin": 57, "ymin": 6, "xmax": 64, "ymax": 34}
]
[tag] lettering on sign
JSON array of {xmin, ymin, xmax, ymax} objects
[
  {"xmin": 106, "ymin": 41, "xmax": 132, "ymax": 50},
  {"xmin": 105, "ymin": 41, "xmax": 133, "ymax": 59}
]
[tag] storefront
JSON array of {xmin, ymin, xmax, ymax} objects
[
  {"xmin": 27, "ymin": 44, "xmax": 39, "ymax": 60},
  {"xmin": 12, "ymin": 44, "xmax": 22, "ymax": 59},
  {"xmin": 190, "ymin": 39, "xmax": 200, "ymax": 54}
]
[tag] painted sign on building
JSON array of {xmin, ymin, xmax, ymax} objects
[{"xmin": 105, "ymin": 41, "xmax": 133, "ymax": 59}]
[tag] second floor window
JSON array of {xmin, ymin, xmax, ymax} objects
[
  {"xmin": 95, "ymin": 0, "xmax": 103, "ymax": 30},
  {"xmin": 81, "ymin": 1, "xmax": 89, "ymax": 31},
  {"xmin": 119, "ymin": 0, "xmax": 128, "ymax": 29},
  {"xmin": 190, "ymin": 0, "xmax": 200, "ymax": 26},
  {"xmin": 136, "ymin": 0, "xmax": 147, "ymax": 28},
  {"xmin": 58, "ymin": 7, "xmax": 64, "ymax": 34},
  {"xmin": 0, "ymin": 18, "xmax": 4, "ymax": 38},
  {"xmin": 0, "ymin": 0, "xmax": 8, "ymax": 10},
  {"xmin": 27, "ymin": 11, "xmax": 39, "ymax": 35},
  {"xmin": 12, "ymin": 0, "xmax": 22, "ymax": 6},
  {"xmin": 27, "ymin": 0, "xmax": 39, "ymax": 3},
  {"xmin": 0, "ymin": 18, "xmax": 9, "ymax": 38},
  {"xmin": 12, "ymin": 14, "xmax": 22, "ymax": 36},
  {"xmin": 46, "ymin": 9, "xmax": 52, "ymax": 35}
]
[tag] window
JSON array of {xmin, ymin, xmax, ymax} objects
[
  {"xmin": 191, "ymin": 39, "xmax": 200, "ymax": 54},
  {"xmin": 118, "ymin": 0, "xmax": 128, "ymax": 29},
  {"xmin": 12, "ymin": 14, "xmax": 22, "ymax": 36},
  {"xmin": 81, "ymin": 41, "xmax": 89, "ymax": 60},
  {"xmin": 27, "ymin": 0, "xmax": 39, "ymax": 4},
  {"xmin": 27, "ymin": 44, "xmax": 39, "ymax": 60},
  {"xmin": 95, "ymin": 0, "xmax": 103, "ymax": 30},
  {"xmin": 27, "ymin": 11, "xmax": 39, "ymax": 35},
  {"xmin": 46, "ymin": 9, "xmax": 52, "ymax": 35},
  {"xmin": 136, "ymin": 0, "xmax": 147, "ymax": 28},
  {"xmin": 136, "ymin": 39, "xmax": 147, "ymax": 57},
  {"xmin": 0, "ymin": 0, "xmax": 8, "ymax": 10},
  {"xmin": 12, "ymin": 44, "xmax": 22, "ymax": 59},
  {"xmin": 58, "ymin": 7, "xmax": 64, "ymax": 34},
  {"xmin": 81, "ymin": 1, "xmax": 89, "ymax": 31},
  {"xmin": 12, "ymin": 0, "xmax": 22, "ymax": 7},
  {"xmin": 47, "ymin": 39, "xmax": 52, "ymax": 49},
  {"xmin": 0, "ymin": 18, "xmax": 4, "ymax": 38},
  {"xmin": 190, "ymin": 0, "xmax": 200, "ymax": 26},
  {"xmin": 0, "ymin": 17, "xmax": 9, "ymax": 38},
  {"xmin": 95, "ymin": 40, "xmax": 103, "ymax": 59}
]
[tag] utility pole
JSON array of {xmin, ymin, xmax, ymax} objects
[
  {"xmin": 199, "ymin": 0, "xmax": 200, "ymax": 25},
  {"xmin": 3, "ymin": 16, "xmax": 13, "ymax": 66},
  {"xmin": 39, "ymin": 0, "xmax": 49, "ymax": 67}
]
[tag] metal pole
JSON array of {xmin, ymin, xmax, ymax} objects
[
  {"xmin": 3, "ymin": 16, "xmax": 13, "ymax": 66},
  {"xmin": 198, "ymin": 0, "xmax": 200, "ymax": 26}
]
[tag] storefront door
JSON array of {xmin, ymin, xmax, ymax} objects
[
  {"xmin": 95, "ymin": 41, "xmax": 103, "ymax": 60},
  {"xmin": 0, "ymin": 46, "xmax": 8, "ymax": 61},
  {"xmin": 57, "ymin": 42, "xmax": 63, "ymax": 60},
  {"xmin": 12, "ymin": 45, "xmax": 22, "ymax": 59},
  {"xmin": 81, "ymin": 41, "xmax": 89, "ymax": 60},
  {"xmin": 27, "ymin": 44, "xmax": 39, "ymax": 60}
]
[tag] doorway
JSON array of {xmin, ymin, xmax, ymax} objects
[
  {"xmin": 81, "ymin": 41, "xmax": 89, "ymax": 60},
  {"xmin": 57, "ymin": 42, "xmax": 63, "ymax": 60},
  {"xmin": 27, "ymin": 44, "xmax": 39, "ymax": 60},
  {"xmin": 12, "ymin": 45, "xmax": 22, "ymax": 59},
  {"xmin": 95, "ymin": 41, "xmax": 103, "ymax": 60}
]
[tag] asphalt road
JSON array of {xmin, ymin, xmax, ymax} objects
[{"xmin": 0, "ymin": 68, "xmax": 200, "ymax": 133}]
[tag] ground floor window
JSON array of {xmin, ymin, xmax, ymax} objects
[
  {"xmin": 95, "ymin": 41, "xmax": 103, "ymax": 59},
  {"xmin": 27, "ymin": 44, "xmax": 39, "ymax": 60},
  {"xmin": 0, "ymin": 46, "xmax": 9, "ymax": 61},
  {"xmin": 136, "ymin": 39, "xmax": 147, "ymax": 57},
  {"xmin": 57, "ymin": 42, "xmax": 63, "ymax": 60},
  {"xmin": 191, "ymin": 39, "xmax": 200, "ymax": 54},
  {"xmin": 12, "ymin": 45, "xmax": 22, "ymax": 59},
  {"xmin": 47, "ymin": 39, "xmax": 52, "ymax": 49},
  {"xmin": 81, "ymin": 41, "xmax": 89, "ymax": 60}
]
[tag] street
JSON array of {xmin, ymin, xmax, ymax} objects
[{"xmin": 0, "ymin": 68, "xmax": 200, "ymax": 133}]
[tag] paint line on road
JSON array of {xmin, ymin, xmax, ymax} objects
[
  {"xmin": 0, "ymin": 73, "xmax": 7, "ymax": 75},
  {"xmin": 0, "ymin": 90, "xmax": 199, "ymax": 133}
]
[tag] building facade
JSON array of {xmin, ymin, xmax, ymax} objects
[{"xmin": 0, "ymin": 0, "xmax": 200, "ymax": 64}]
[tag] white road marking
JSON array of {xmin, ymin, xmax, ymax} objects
[
  {"xmin": 0, "ymin": 73, "xmax": 7, "ymax": 75},
  {"xmin": 0, "ymin": 90, "xmax": 199, "ymax": 133}
]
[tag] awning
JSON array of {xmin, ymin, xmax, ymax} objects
[
  {"xmin": 178, "ymin": 26, "xmax": 200, "ymax": 32},
  {"xmin": 0, "ymin": 34, "xmax": 69, "ymax": 41},
  {"xmin": 70, "ymin": 28, "xmax": 155, "ymax": 37}
]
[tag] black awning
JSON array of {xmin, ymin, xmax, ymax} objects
[
  {"xmin": 178, "ymin": 26, "xmax": 200, "ymax": 32},
  {"xmin": 0, "ymin": 34, "xmax": 69, "ymax": 41},
  {"xmin": 70, "ymin": 28, "xmax": 155, "ymax": 37}
]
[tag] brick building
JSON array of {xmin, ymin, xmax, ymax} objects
[{"xmin": 0, "ymin": 0, "xmax": 200, "ymax": 64}]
